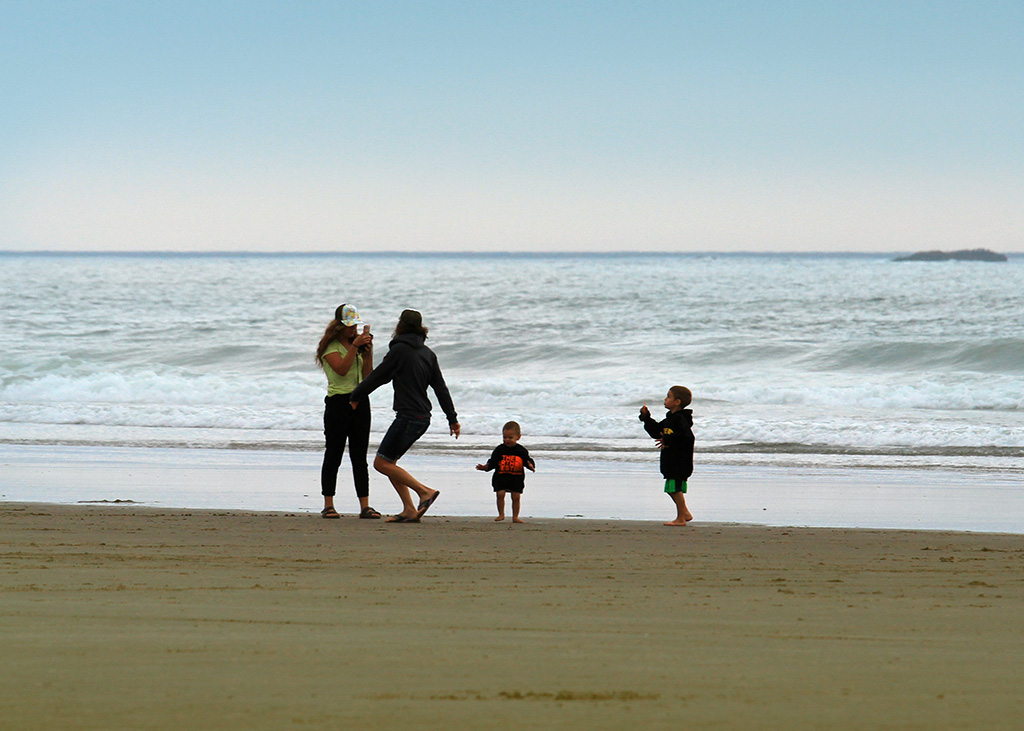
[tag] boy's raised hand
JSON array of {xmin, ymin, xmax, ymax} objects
[{"xmin": 639, "ymin": 403, "xmax": 650, "ymax": 418}]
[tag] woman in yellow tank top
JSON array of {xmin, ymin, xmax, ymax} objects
[{"xmin": 315, "ymin": 304, "xmax": 376, "ymax": 519}]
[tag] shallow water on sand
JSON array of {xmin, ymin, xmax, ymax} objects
[{"xmin": 4, "ymin": 444, "xmax": 1022, "ymax": 534}]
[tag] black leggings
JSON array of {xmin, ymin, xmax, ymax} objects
[{"xmin": 321, "ymin": 395, "xmax": 371, "ymax": 498}]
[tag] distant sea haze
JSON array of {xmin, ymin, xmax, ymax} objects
[{"xmin": 1, "ymin": 252, "xmax": 1022, "ymax": 476}]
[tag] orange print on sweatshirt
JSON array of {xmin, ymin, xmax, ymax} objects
[{"xmin": 498, "ymin": 454, "xmax": 524, "ymax": 475}]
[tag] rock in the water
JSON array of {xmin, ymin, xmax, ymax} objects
[{"xmin": 893, "ymin": 248, "xmax": 1007, "ymax": 262}]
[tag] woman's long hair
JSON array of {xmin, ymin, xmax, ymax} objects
[{"xmin": 316, "ymin": 318, "xmax": 354, "ymax": 369}]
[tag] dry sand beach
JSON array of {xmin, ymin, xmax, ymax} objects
[{"xmin": 1, "ymin": 503, "xmax": 1022, "ymax": 730}]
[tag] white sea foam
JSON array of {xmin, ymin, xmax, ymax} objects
[{"xmin": 2, "ymin": 253, "xmax": 1023, "ymax": 471}]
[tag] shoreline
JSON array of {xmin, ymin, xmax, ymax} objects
[
  {"xmin": 5, "ymin": 497, "xmax": 1024, "ymax": 538},
  {"xmin": 3, "ymin": 443, "xmax": 1024, "ymax": 534},
  {"xmin": 2, "ymin": 503, "xmax": 1022, "ymax": 729}
]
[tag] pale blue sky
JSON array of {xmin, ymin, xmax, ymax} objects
[{"xmin": 2, "ymin": 1, "xmax": 1022, "ymax": 252}]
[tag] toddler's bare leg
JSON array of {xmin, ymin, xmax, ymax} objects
[
  {"xmin": 511, "ymin": 492, "xmax": 524, "ymax": 523},
  {"xmin": 495, "ymin": 491, "xmax": 506, "ymax": 521}
]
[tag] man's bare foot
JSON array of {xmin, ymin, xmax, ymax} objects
[
  {"xmin": 664, "ymin": 519, "xmax": 688, "ymax": 526},
  {"xmin": 494, "ymin": 516, "xmax": 505, "ymax": 522},
  {"xmin": 513, "ymin": 518, "xmax": 525, "ymax": 524}
]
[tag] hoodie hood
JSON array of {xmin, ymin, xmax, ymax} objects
[
  {"xmin": 670, "ymin": 408, "xmax": 693, "ymax": 427},
  {"xmin": 391, "ymin": 333, "xmax": 426, "ymax": 350}
]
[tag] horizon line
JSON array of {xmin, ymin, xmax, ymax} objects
[{"xmin": 2, "ymin": 248, "xmax": 1019, "ymax": 259}]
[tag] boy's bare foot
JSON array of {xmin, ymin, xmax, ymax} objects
[
  {"xmin": 494, "ymin": 516, "xmax": 505, "ymax": 522},
  {"xmin": 684, "ymin": 512, "xmax": 694, "ymax": 522},
  {"xmin": 513, "ymin": 518, "xmax": 525, "ymax": 524},
  {"xmin": 664, "ymin": 520, "xmax": 688, "ymax": 526}
]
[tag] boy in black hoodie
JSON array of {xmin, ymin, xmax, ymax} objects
[{"xmin": 639, "ymin": 385, "xmax": 695, "ymax": 526}]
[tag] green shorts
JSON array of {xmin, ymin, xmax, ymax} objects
[{"xmin": 664, "ymin": 479, "xmax": 687, "ymax": 494}]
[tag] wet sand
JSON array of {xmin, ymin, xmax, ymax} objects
[
  {"xmin": 1, "ymin": 502, "xmax": 1022, "ymax": 729},
  {"xmin": 6, "ymin": 443, "xmax": 1024, "ymax": 533}
]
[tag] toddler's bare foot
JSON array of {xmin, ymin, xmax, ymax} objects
[
  {"xmin": 664, "ymin": 519, "xmax": 688, "ymax": 526},
  {"xmin": 512, "ymin": 518, "xmax": 525, "ymax": 524},
  {"xmin": 494, "ymin": 516, "xmax": 505, "ymax": 522}
]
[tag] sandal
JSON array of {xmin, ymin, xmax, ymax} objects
[
  {"xmin": 416, "ymin": 490, "xmax": 440, "ymax": 519},
  {"xmin": 320, "ymin": 506, "xmax": 340, "ymax": 519},
  {"xmin": 359, "ymin": 506, "xmax": 382, "ymax": 519}
]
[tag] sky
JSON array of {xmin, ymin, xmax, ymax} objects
[{"xmin": 2, "ymin": 1, "xmax": 1022, "ymax": 253}]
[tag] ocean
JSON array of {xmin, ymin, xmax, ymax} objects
[{"xmin": 2, "ymin": 252, "xmax": 1023, "ymax": 525}]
